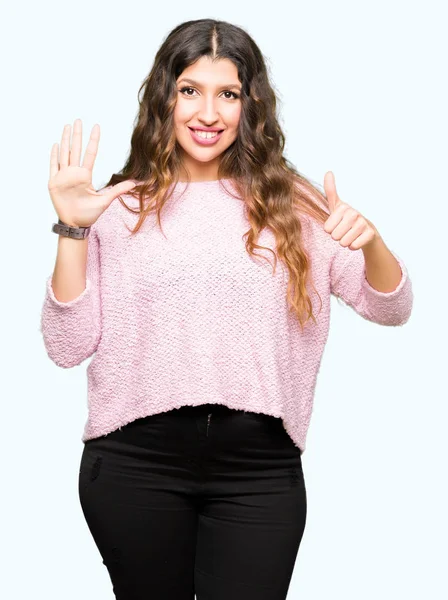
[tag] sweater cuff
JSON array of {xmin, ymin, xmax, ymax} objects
[
  {"xmin": 46, "ymin": 275, "xmax": 91, "ymax": 308},
  {"xmin": 361, "ymin": 251, "xmax": 409, "ymax": 298}
]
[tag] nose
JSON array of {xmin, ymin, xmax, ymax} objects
[{"xmin": 196, "ymin": 95, "xmax": 220, "ymax": 125}]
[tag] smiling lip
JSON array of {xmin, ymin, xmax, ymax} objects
[
  {"xmin": 189, "ymin": 126, "xmax": 224, "ymax": 132},
  {"xmin": 188, "ymin": 127, "xmax": 224, "ymax": 146}
]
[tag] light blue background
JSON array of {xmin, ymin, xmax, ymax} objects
[{"xmin": 1, "ymin": 0, "xmax": 446, "ymax": 598}]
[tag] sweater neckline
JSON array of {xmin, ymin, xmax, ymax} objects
[
  {"xmin": 171, "ymin": 178, "xmax": 236, "ymax": 196},
  {"xmin": 174, "ymin": 178, "xmax": 232, "ymax": 186}
]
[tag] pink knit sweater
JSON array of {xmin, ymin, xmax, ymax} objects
[{"xmin": 40, "ymin": 179, "xmax": 413, "ymax": 453}]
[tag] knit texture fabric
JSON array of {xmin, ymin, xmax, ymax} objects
[{"xmin": 40, "ymin": 179, "xmax": 413, "ymax": 453}]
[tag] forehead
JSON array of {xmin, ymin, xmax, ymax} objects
[{"xmin": 177, "ymin": 57, "xmax": 240, "ymax": 86}]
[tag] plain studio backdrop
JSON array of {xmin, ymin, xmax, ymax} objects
[{"xmin": 1, "ymin": 1, "xmax": 446, "ymax": 599}]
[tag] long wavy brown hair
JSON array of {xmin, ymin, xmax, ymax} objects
[{"xmin": 102, "ymin": 18, "xmax": 332, "ymax": 331}]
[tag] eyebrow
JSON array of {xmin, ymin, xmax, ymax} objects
[{"xmin": 177, "ymin": 77, "xmax": 242, "ymax": 91}]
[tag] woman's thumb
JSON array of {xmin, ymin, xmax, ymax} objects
[
  {"xmin": 101, "ymin": 180, "xmax": 137, "ymax": 206},
  {"xmin": 114, "ymin": 180, "xmax": 137, "ymax": 196}
]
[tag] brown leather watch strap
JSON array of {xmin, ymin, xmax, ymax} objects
[{"xmin": 52, "ymin": 219, "xmax": 91, "ymax": 239}]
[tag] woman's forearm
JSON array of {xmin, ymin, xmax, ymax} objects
[
  {"xmin": 51, "ymin": 235, "xmax": 89, "ymax": 303},
  {"xmin": 362, "ymin": 235, "xmax": 403, "ymax": 293}
]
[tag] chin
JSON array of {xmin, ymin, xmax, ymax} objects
[{"xmin": 188, "ymin": 151, "xmax": 221, "ymax": 162}]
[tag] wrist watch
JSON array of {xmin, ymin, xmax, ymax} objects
[{"xmin": 52, "ymin": 219, "xmax": 91, "ymax": 239}]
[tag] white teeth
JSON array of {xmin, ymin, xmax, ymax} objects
[{"xmin": 194, "ymin": 129, "xmax": 219, "ymax": 139}]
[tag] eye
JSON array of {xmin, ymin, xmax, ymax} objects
[
  {"xmin": 222, "ymin": 90, "xmax": 240, "ymax": 99},
  {"xmin": 178, "ymin": 87, "xmax": 240, "ymax": 100},
  {"xmin": 179, "ymin": 87, "xmax": 197, "ymax": 97}
]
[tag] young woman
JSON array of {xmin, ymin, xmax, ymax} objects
[{"xmin": 40, "ymin": 18, "xmax": 413, "ymax": 600}]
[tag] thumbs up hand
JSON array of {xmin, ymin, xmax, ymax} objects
[{"xmin": 323, "ymin": 171, "xmax": 380, "ymax": 251}]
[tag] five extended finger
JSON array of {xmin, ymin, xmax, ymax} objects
[
  {"xmin": 81, "ymin": 123, "xmax": 100, "ymax": 172},
  {"xmin": 49, "ymin": 143, "xmax": 59, "ymax": 180},
  {"xmin": 70, "ymin": 119, "xmax": 83, "ymax": 167},
  {"xmin": 59, "ymin": 124, "xmax": 71, "ymax": 168}
]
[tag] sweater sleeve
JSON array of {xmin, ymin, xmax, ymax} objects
[
  {"xmin": 39, "ymin": 224, "xmax": 102, "ymax": 367},
  {"xmin": 330, "ymin": 242, "xmax": 413, "ymax": 326}
]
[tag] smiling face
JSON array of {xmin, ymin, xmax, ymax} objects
[{"xmin": 173, "ymin": 56, "xmax": 242, "ymax": 182}]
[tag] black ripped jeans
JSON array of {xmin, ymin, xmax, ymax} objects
[{"xmin": 78, "ymin": 403, "xmax": 307, "ymax": 599}]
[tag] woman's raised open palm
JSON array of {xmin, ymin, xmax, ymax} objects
[{"xmin": 48, "ymin": 119, "xmax": 137, "ymax": 228}]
